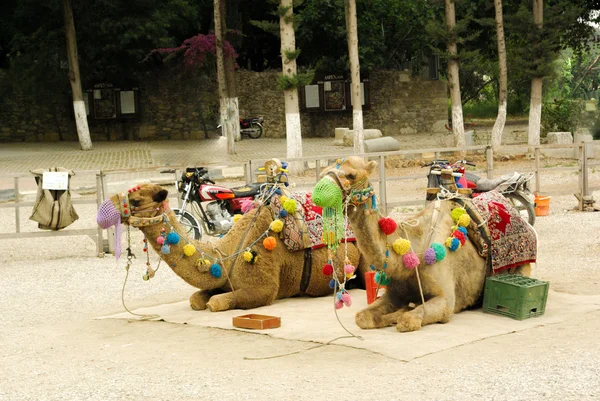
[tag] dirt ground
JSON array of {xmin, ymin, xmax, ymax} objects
[{"xmin": 1, "ymin": 158, "xmax": 600, "ymax": 400}]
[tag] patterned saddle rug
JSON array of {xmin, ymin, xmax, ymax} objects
[
  {"xmin": 269, "ymin": 192, "xmax": 355, "ymax": 252},
  {"xmin": 462, "ymin": 191, "xmax": 537, "ymax": 273}
]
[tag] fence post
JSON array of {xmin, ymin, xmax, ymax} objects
[
  {"xmin": 100, "ymin": 172, "xmax": 114, "ymax": 254},
  {"xmin": 535, "ymin": 147, "xmax": 541, "ymax": 194},
  {"xmin": 486, "ymin": 147, "xmax": 493, "ymax": 179},
  {"xmin": 95, "ymin": 173, "xmax": 105, "ymax": 256},
  {"xmin": 14, "ymin": 177, "xmax": 21, "ymax": 234},
  {"xmin": 379, "ymin": 155, "xmax": 387, "ymax": 215},
  {"xmin": 244, "ymin": 162, "xmax": 251, "ymax": 184},
  {"xmin": 315, "ymin": 159, "xmax": 321, "ymax": 184}
]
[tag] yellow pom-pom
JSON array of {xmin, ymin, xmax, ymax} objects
[
  {"xmin": 183, "ymin": 244, "xmax": 196, "ymax": 257},
  {"xmin": 233, "ymin": 214, "xmax": 243, "ymax": 224},
  {"xmin": 458, "ymin": 213, "xmax": 471, "ymax": 227},
  {"xmin": 270, "ymin": 219, "xmax": 284, "ymax": 233},
  {"xmin": 451, "ymin": 207, "xmax": 466, "ymax": 223},
  {"xmin": 451, "ymin": 225, "xmax": 458, "ymax": 232},
  {"xmin": 196, "ymin": 259, "xmax": 208, "ymax": 268},
  {"xmin": 279, "ymin": 195, "xmax": 289, "ymax": 204},
  {"xmin": 445, "ymin": 237, "xmax": 453, "ymax": 248},
  {"xmin": 243, "ymin": 251, "xmax": 253, "ymax": 263},
  {"xmin": 392, "ymin": 238, "xmax": 412, "ymax": 255},
  {"xmin": 283, "ymin": 198, "xmax": 297, "ymax": 214}
]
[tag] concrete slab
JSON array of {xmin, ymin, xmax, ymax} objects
[{"xmin": 100, "ymin": 289, "xmax": 600, "ymax": 361}]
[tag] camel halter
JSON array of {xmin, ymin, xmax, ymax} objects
[{"xmin": 323, "ymin": 159, "xmax": 376, "ymax": 209}]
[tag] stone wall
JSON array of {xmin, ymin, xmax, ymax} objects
[{"xmin": 0, "ymin": 69, "xmax": 447, "ymax": 142}]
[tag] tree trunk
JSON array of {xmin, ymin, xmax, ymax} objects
[
  {"xmin": 445, "ymin": 0, "xmax": 465, "ymax": 156},
  {"xmin": 528, "ymin": 0, "xmax": 543, "ymax": 147},
  {"xmin": 61, "ymin": 0, "xmax": 92, "ymax": 150},
  {"xmin": 345, "ymin": 0, "xmax": 364, "ymax": 154},
  {"xmin": 491, "ymin": 0, "xmax": 507, "ymax": 149},
  {"xmin": 222, "ymin": 0, "xmax": 241, "ymax": 142},
  {"xmin": 280, "ymin": 0, "xmax": 303, "ymax": 174},
  {"xmin": 214, "ymin": 0, "xmax": 235, "ymax": 154}
]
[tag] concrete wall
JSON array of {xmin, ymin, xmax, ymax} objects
[{"xmin": 0, "ymin": 69, "xmax": 448, "ymax": 142}]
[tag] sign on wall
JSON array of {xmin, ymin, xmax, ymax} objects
[
  {"xmin": 299, "ymin": 73, "xmax": 370, "ymax": 112},
  {"xmin": 84, "ymin": 83, "xmax": 140, "ymax": 121}
]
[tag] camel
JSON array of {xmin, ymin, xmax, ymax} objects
[
  {"xmin": 312, "ymin": 156, "xmax": 533, "ymax": 332},
  {"xmin": 97, "ymin": 183, "xmax": 362, "ymax": 312}
]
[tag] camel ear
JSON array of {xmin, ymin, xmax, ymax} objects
[
  {"xmin": 366, "ymin": 160, "xmax": 378, "ymax": 175},
  {"xmin": 153, "ymin": 189, "xmax": 168, "ymax": 203}
]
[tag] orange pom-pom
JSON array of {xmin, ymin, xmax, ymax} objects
[
  {"xmin": 378, "ymin": 217, "xmax": 397, "ymax": 235},
  {"xmin": 263, "ymin": 236, "xmax": 277, "ymax": 251}
]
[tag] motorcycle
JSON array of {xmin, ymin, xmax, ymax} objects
[
  {"xmin": 423, "ymin": 159, "xmax": 536, "ymax": 226},
  {"xmin": 170, "ymin": 167, "xmax": 262, "ymax": 240},
  {"xmin": 218, "ymin": 116, "xmax": 264, "ymax": 139}
]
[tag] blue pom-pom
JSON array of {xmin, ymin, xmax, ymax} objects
[
  {"xmin": 336, "ymin": 291, "xmax": 343, "ymax": 300},
  {"xmin": 161, "ymin": 244, "xmax": 171, "ymax": 254},
  {"xmin": 449, "ymin": 237, "xmax": 460, "ymax": 252},
  {"xmin": 329, "ymin": 279, "xmax": 336, "ymax": 289},
  {"xmin": 279, "ymin": 210, "xmax": 288, "ymax": 218},
  {"xmin": 166, "ymin": 232, "xmax": 180, "ymax": 245},
  {"xmin": 210, "ymin": 263, "xmax": 222, "ymax": 278},
  {"xmin": 458, "ymin": 226, "xmax": 468, "ymax": 236},
  {"xmin": 275, "ymin": 188, "xmax": 282, "ymax": 195}
]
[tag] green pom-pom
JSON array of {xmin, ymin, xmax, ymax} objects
[
  {"xmin": 283, "ymin": 198, "xmax": 297, "ymax": 214},
  {"xmin": 430, "ymin": 242, "xmax": 446, "ymax": 261},
  {"xmin": 450, "ymin": 207, "xmax": 466, "ymax": 223}
]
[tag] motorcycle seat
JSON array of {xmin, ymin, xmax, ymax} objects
[
  {"xmin": 476, "ymin": 172, "xmax": 520, "ymax": 192},
  {"xmin": 231, "ymin": 182, "xmax": 262, "ymax": 198}
]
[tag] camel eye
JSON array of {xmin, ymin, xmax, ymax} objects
[
  {"xmin": 130, "ymin": 199, "xmax": 142, "ymax": 207},
  {"xmin": 347, "ymin": 174, "xmax": 356, "ymax": 180}
]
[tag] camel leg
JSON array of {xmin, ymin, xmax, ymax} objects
[
  {"xmin": 206, "ymin": 287, "xmax": 276, "ymax": 312},
  {"xmin": 189, "ymin": 290, "xmax": 215, "ymax": 311},
  {"xmin": 397, "ymin": 296, "xmax": 454, "ymax": 332},
  {"xmin": 355, "ymin": 294, "xmax": 407, "ymax": 329}
]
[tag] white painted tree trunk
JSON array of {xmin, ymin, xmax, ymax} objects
[
  {"xmin": 214, "ymin": 0, "xmax": 235, "ymax": 154},
  {"xmin": 345, "ymin": 0, "xmax": 364, "ymax": 154},
  {"xmin": 491, "ymin": 0, "xmax": 507, "ymax": 149},
  {"xmin": 445, "ymin": 0, "xmax": 465, "ymax": 156},
  {"xmin": 528, "ymin": 0, "xmax": 544, "ymax": 147},
  {"xmin": 222, "ymin": 3, "xmax": 241, "ymax": 143},
  {"xmin": 280, "ymin": 0, "xmax": 303, "ymax": 174},
  {"xmin": 62, "ymin": 0, "xmax": 92, "ymax": 150}
]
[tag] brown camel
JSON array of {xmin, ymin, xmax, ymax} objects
[
  {"xmin": 313, "ymin": 156, "xmax": 532, "ymax": 332},
  {"xmin": 98, "ymin": 183, "xmax": 362, "ymax": 312}
]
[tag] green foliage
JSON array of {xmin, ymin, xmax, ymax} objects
[
  {"xmin": 249, "ymin": 20, "xmax": 280, "ymax": 37},
  {"xmin": 283, "ymin": 48, "xmax": 301, "ymax": 61},
  {"xmin": 277, "ymin": 5, "xmax": 291, "ymax": 17},
  {"xmin": 277, "ymin": 70, "xmax": 314, "ymax": 91},
  {"xmin": 541, "ymin": 98, "xmax": 585, "ymax": 135}
]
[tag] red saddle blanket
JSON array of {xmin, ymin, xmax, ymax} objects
[{"xmin": 470, "ymin": 191, "xmax": 537, "ymax": 272}]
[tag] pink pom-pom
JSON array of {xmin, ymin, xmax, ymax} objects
[
  {"xmin": 403, "ymin": 252, "xmax": 420, "ymax": 270},
  {"xmin": 378, "ymin": 217, "xmax": 397, "ymax": 235},
  {"xmin": 344, "ymin": 264, "xmax": 355, "ymax": 275},
  {"xmin": 241, "ymin": 199, "xmax": 255, "ymax": 214},
  {"xmin": 452, "ymin": 230, "xmax": 466, "ymax": 245},
  {"xmin": 335, "ymin": 300, "xmax": 344, "ymax": 309},
  {"xmin": 322, "ymin": 264, "xmax": 334, "ymax": 275},
  {"xmin": 156, "ymin": 236, "xmax": 165, "ymax": 245},
  {"xmin": 424, "ymin": 247, "xmax": 437, "ymax": 265},
  {"xmin": 341, "ymin": 292, "xmax": 352, "ymax": 307}
]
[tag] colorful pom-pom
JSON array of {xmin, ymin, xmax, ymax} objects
[
  {"xmin": 446, "ymin": 237, "xmax": 460, "ymax": 251},
  {"xmin": 458, "ymin": 213, "xmax": 471, "ymax": 227},
  {"xmin": 161, "ymin": 244, "xmax": 171, "ymax": 254},
  {"xmin": 156, "ymin": 236, "xmax": 165, "ymax": 245},
  {"xmin": 336, "ymin": 292, "xmax": 343, "ymax": 301},
  {"xmin": 344, "ymin": 264, "xmax": 355, "ymax": 275},
  {"xmin": 424, "ymin": 247, "xmax": 437, "ymax": 265},
  {"xmin": 392, "ymin": 238, "xmax": 412, "ymax": 255},
  {"xmin": 322, "ymin": 263, "xmax": 334, "ymax": 275},
  {"xmin": 210, "ymin": 263, "xmax": 222, "ymax": 278},
  {"xmin": 279, "ymin": 210, "xmax": 288, "ymax": 218},
  {"xmin": 430, "ymin": 242, "xmax": 446, "ymax": 261},
  {"xmin": 263, "ymin": 236, "xmax": 277, "ymax": 251},
  {"xmin": 375, "ymin": 271, "xmax": 390, "ymax": 285},
  {"xmin": 283, "ymin": 198, "xmax": 297, "ymax": 214},
  {"xmin": 453, "ymin": 230, "xmax": 466, "ymax": 245},
  {"xmin": 243, "ymin": 251, "xmax": 254, "ymax": 263},
  {"xmin": 241, "ymin": 199, "xmax": 255, "ymax": 214},
  {"xmin": 279, "ymin": 195, "xmax": 289, "ymax": 204},
  {"xmin": 341, "ymin": 292, "xmax": 352, "ymax": 307},
  {"xmin": 451, "ymin": 207, "xmax": 467, "ymax": 223},
  {"xmin": 329, "ymin": 279, "xmax": 336, "ymax": 289},
  {"xmin": 457, "ymin": 226, "xmax": 468, "ymax": 236},
  {"xmin": 270, "ymin": 219, "xmax": 284, "ymax": 233},
  {"xmin": 403, "ymin": 252, "xmax": 420, "ymax": 270},
  {"xmin": 378, "ymin": 217, "xmax": 397, "ymax": 235},
  {"xmin": 166, "ymin": 232, "xmax": 180, "ymax": 245},
  {"xmin": 183, "ymin": 244, "xmax": 196, "ymax": 257},
  {"xmin": 335, "ymin": 299, "xmax": 344, "ymax": 309},
  {"xmin": 233, "ymin": 214, "xmax": 243, "ymax": 224}
]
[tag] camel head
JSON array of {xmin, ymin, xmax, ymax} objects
[
  {"xmin": 313, "ymin": 156, "xmax": 378, "ymax": 208},
  {"xmin": 97, "ymin": 183, "xmax": 169, "ymax": 230}
]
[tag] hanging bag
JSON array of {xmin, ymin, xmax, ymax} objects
[{"xmin": 29, "ymin": 167, "xmax": 79, "ymax": 230}]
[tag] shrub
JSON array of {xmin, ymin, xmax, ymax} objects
[{"xmin": 541, "ymin": 98, "xmax": 584, "ymax": 136}]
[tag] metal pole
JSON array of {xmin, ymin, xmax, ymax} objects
[
  {"xmin": 578, "ymin": 144, "xmax": 584, "ymax": 211},
  {"xmin": 486, "ymin": 146, "xmax": 493, "ymax": 179},
  {"xmin": 583, "ymin": 143, "xmax": 589, "ymax": 198},
  {"xmin": 14, "ymin": 177, "xmax": 20, "ymax": 234},
  {"xmin": 100, "ymin": 172, "xmax": 114, "ymax": 254},
  {"xmin": 315, "ymin": 159, "xmax": 321, "ymax": 184},
  {"xmin": 379, "ymin": 155, "xmax": 387, "ymax": 215},
  {"xmin": 244, "ymin": 162, "xmax": 251, "ymax": 184},
  {"xmin": 95, "ymin": 174, "xmax": 104, "ymax": 256},
  {"xmin": 534, "ymin": 147, "xmax": 541, "ymax": 194}
]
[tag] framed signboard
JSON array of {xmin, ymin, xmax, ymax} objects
[{"xmin": 300, "ymin": 73, "xmax": 370, "ymax": 112}]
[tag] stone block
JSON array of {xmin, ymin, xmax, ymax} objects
[
  {"xmin": 364, "ymin": 137, "xmax": 401, "ymax": 153},
  {"xmin": 333, "ymin": 127, "xmax": 349, "ymax": 146},
  {"xmin": 343, "ymin": 129, "xmax": 383, "ymax": 147},
  {"xmin": 547, "ymin": 132, "xmax": 573, "ymax": 144},
  {"xmin": 573, "ymin": 132, "xmax": 595, "ymax": 158}
]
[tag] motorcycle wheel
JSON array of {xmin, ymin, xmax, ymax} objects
[
  {"xmin": 172, "ymin": 209, "xmax": 203, "ymax": 240},
  {"xmin": 504, "ymin": 192, "xmax": 536, "ymax": 226},
  {"xmin": 247, "ymin": 122, "xmax": 263, "ymax": 139}
]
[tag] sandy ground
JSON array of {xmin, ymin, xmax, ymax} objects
[{"xmin": 1, "ymin": 161, "xmax": 600, "ymax": 400}]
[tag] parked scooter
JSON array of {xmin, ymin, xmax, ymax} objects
[
  {"xmin": 171, "ymin": 167, "xmax": 262, "ymax": 239},
  {"xmin": 424, "ymin": 159, "xmax": 536, "ymax": 226},
  {"xmin": 218, "ymin": 116, "xmax": 264, "ymax": 139}
]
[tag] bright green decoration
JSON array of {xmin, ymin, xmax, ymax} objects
[{"xmin": 313, "ymin": 177, "xmax": 344, "ymax": 251}]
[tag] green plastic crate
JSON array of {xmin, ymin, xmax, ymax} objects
[{"xmin": 483, "ymin": 274, "xmax": 549, "ymax": 320}]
